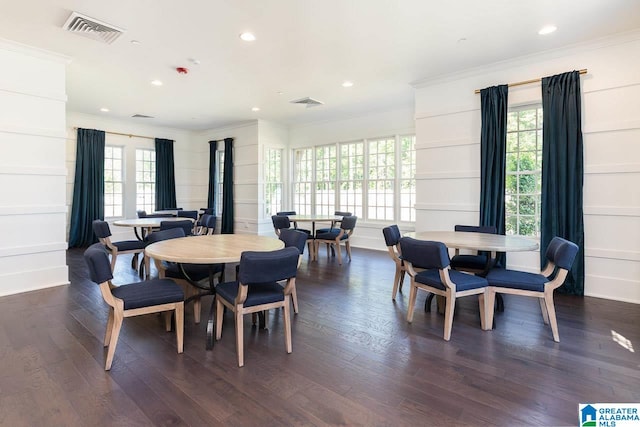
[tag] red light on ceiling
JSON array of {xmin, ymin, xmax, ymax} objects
[{"xmin": 176, "ymin": 67, "xmax": 188, "ymax": 74}]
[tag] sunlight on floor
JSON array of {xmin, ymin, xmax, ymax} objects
[{"xmin": 611, "ymin": 330, "xmax": 635, "ymax": 353}]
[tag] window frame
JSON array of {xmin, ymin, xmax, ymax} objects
[
  {"xmin": 135, "ymin": 148, "xmax": 156, "ymax": 213},
  {"xmin": 104, "ymin": 145, "xmax": 124, "ymax": 219},
  {"xmin": 264, "ymin": 147, "xmax": 283, "ymax": 216}
]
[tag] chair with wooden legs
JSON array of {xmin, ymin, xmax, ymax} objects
[
  {"xmin": 278, "ymin": 228, "xmax": 308, "ymax": 314},
  {"xmin": 215, "ymin": 247, "xmax": 300, "ymax": 367},
  {"xmin": 399, "ymin": 237, "xmax": 491, "ymax": 341},
  {"xmin": 485, "ymin": 236, "xmax": 579, "ymax": 342},
  {"xmin": 273, "ymin": 214, "xmax": 314, "ymax": 259},
  {"xmin": 382, "ymin": 225, "xmax": 406, "ymax": 300},
  {"xmin": 83, "ymin": 243, "xmax": 184, "ymax": 370},
  {"xmin": 314, "ymin": 216, "xmax": 357, "ymax": 265},
  {"xmin": 92, "ymin": 219, "xmax": 146, "ymax": 273}
]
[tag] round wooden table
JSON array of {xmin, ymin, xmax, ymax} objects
[
  {"xmin": 145, "ymin": 234, "xmax": 284, "ymax": 349},
  {"xmin": 404, "ymin": 231, "xmax": 539, "ymax": 253},
  {"xmin": 114, "ymin": 217, "xmax": 193, "ymax": 240}
]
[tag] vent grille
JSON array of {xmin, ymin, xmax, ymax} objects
[
  {"xmin": 290, "ymin": 97, "xmax": 324, "ymax": 108},
  {"xmin": 132, "ymin": 114, "xmax": 154, "ymax": 119},
  {"xmin": 63, "ymin": 12, "xmax": 125, "ymax": 44}
]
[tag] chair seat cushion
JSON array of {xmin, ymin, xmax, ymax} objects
[
  {"xmin": 216, "ymin": 281, "xmax": 284, "ymax": 307},
  {"xmin": 486, "ymin": 268, "xmax": 548, "ymax": 292},
  {"xmin": 315, "ymin": 230, "xmax": 348, "ymax": 240},
  {"xmin": 315, "ymin": 227, "xmax": 340, "ymax": 234},
  {"xmin": 112, "ymin": 240, "xmax": 147, "ymax": 251},
  {"xmin": 450, "ymin": 254, "xmax": 488, "ymax": 270},
  {"xmin": 111, "ymin": 279, "xmax": 184, "ymax": 310},
  {"xmin": 165, "ymin": 262, "xmax": 223, "ymax": 282},
  {"xmin": 415, "ymin": 269, "xmax": 487, "ymax": 291}
]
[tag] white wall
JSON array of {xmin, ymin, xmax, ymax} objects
[
  {"xmin": 289, "ymin": 107, "xmax": 416, "ymax": 250},
  {"xmin": 413, "ymin": 31, "xmax": 640, "ymax": 303},
  {"xmin": 66, "ymin": 112, "xmax": 199, "ymax": 242},
  {"xmin": 195, "ymin": 121, "xmax": 259, "ymax": 235},
  {"xmin": 0, "ymin": 39, "xmax": 69, "ymax": 296}
]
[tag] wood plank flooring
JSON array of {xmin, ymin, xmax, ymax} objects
[{"xmin": 0, "ymin": 247, "xmax": 638, "ymax": 426}]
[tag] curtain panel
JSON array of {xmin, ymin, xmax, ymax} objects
[
  {"xmin": 541, "ymin": 70, "xmax": 585, "ymax": 295},
  {"xmin": 207, "ymin": 140, "xmax": 217, "ymax": 214},
  {"xmin": 221, "ymin": 138, "xmax": 234, "ymax": 234},
  {"xmin": 69, "ymin": 128, "xmax": 105, "ymax": 247},
  {"xmin": 479, "ymin": 85, "xmax": 509, "ymax": 265},
  {"xmin": 155, "ymin": 138, "xmax": 177, "ymax": 210}
]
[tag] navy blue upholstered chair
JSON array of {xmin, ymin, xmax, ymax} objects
[
  {"xmin": 84, "ymin": 243, "xmax": 184, "ymax": 370},
  {"xmin": 314, "ymin": 216, "xmax": 357, "ymax": 264},
  {"xmin": 160, "ymin": 219, "xmax": 194, "ymax": 236},
  {"xmin": 271, "ymin": 215, "xmax": 291, "ymax": 237},
  {"xmin": 450, "ymin": 225, "xmax": 498, "ymax": 274},
  {"xmin": 276, "ymin": 210, "xmax": 311, "ymax": 235},
  {"xmin": 278, "ymin": 229, "xmax": 308, "ymax": 314},
  {"xmin": 315, "ymin": 211, "xmax": 352, "ymax": 234},
  {"xmin": 383, "ymin": 225, "xmax": 406, "ymax": 301},
  {"xmin": 485, "ymin": 236, "xmax": 579, "ymax": 342},
  {"xmin": 178, "ymin": 210, "xmax": 198, "ymax": 221},
  {"xmin": 145, "ymin": 228, "xmax": 224, "ymax": 324},
  {"xmin": 215, "ymin": 247, "xmax": 300, "ymax": 367},
  {"xmin": 195, "ymin": 214, "xmax": 216, "ymax": 235},
  {"xmin": 399, "ymin": 237, "xmax": 491, "ymax": 340},
  {"xmin": 92, "ymin": 220, "xmax": 147, "ymax": 273}
]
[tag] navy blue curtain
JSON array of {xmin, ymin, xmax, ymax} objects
[
  {"xmin": 155, "ymin": 138, "xmax": 177, "ymax": 210},
  {"xmin": 207, "ymin": 140, "xmax": 217, "ymax": 214},
  {"xmin": 479, "ymin": 85, "xmax": 508, "ymax": 265},
  {"xmin": 541, "ymin": 71, "xmax": 585, "ymax": 295},
  {"xmin": 221, "ymin": 138, "xmax": 234, "ymax": 234},
  {"xmin": 69, "ymin": 128, "xmax": 105, "ymax": 247}
]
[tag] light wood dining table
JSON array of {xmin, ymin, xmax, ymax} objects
[
  {"xmin": 114, "ymin": 217, "xmax": 193, "ymax": 240},
  {"xmin": 145, "ymin": 234, "xmax": 284, "ymax": 349}
]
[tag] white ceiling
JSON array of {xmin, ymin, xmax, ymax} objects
[{"xmin": 1, "ymin": 0, "xmax": 639, "ymax": 130}]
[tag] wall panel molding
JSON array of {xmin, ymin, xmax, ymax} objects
[
  {"xmin": 416, "ymin": 170, "xmax": 480, "ymax": 180},
  {"xmin": 0, "ymin": 266, "xmax": 69, "ymax": 298},
  {"xmin": 0, "ymin": 165, "xmax": 67, "ymax": 176},
  {"xmin": 416, "ymin": 137, "xmax": 478, "ymax": 150},
  {"xmin": 0, "ymin": 86, "xmax": 67, "ymax": 102},
  {"xmin": 584, "ymin": 163, "xmax": 640, "ymax": 174},
  {"xmin": 0, "ymin": 205, "xmax": 67, "ymax": 215},
  {"xmin": 584, "ymin": 206, "xmax": 640, "ymax": 217},
  {"xmin": 585, "ymin": 248, "xmax": 640, "ymax": 262},
  {"xmin": 0, "ymin": 242, "xmax": 67, "ymax": 258},
  {"xmin": 585, "ymin": 274, "xmax": 640, "ymax": 304},
  {"xmin": 414, "ymin": 203, "xmax": 478, "ymax": 212},
  {"xmin": 0, "ymin": 125, "xmax": 66, "ymax": 139}
]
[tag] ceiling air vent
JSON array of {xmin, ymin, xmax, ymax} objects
[
  {"xmin": 132, "ymin": 114, "xmax": 154, "ymax": 119},
  {"xmin": 290, "ymin": 97, "xmax": 324, "ymax": 108},
  {"xmin": 63, "ymin": 12, "xmax": 125, "ymax": 44}
]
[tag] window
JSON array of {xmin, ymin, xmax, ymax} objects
[
  {"xmin": 315, "ymin": 145, "xmax": 337, "ymax": 215},
  {"xmin": 506, "ymin": 105, "xmax": 543, "ymax": 237},
  {"xmin": 292, "ymin": 134, "xmax": 416, "ymax": 222},
  {"xmin": 104, "ymin": 146, "xmax": 123, "ymax": 218},
  {"xmin": 217, "ymin": 150, "xmax": 225, "ymax": 215},
  {"xmin": 136, "ymin": 149, "xmax": 155, "ymax": 212},
  {"xmin": 367, "ymin": 137, "xmax": 395, "ymax": 221},
  {"xmin": 399, "ymin": 135, "xmax": 416, "ymax": 222},
  {"xmin": 292, "ymin": 148, "xmax": 313, "ymax": 215},
  {"xmin": 339, "ymin": 141, "xmax": 364, "ymax": 217},
  {"xmin": 264, "ymin": 148, "xmax": 283, "ymax": 216}
]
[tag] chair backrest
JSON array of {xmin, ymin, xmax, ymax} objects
[
  {"xmin": 545, "ymin": 237, "xmax": 579, "ymax": 270},
  {"xmin": 279, "ymin": 229, "xmax": 307, "ymax": 255},
  {"xmin": 238, "ymin": 247, "xmax": 300, "ymax": 284},
  {"xmin": 146, "ymin": 227, "xmax": 186, "ymax": 244},
  {"xmin": 201, "ymin": 208, "xmax": 214, "ymax": 215},
  {"xmin": 137, "ymin": 210, "xmax": 148, "ymax": 218},
  {"xmin": 92, "ymin": 220, "xmax": 112, "ymax": 239},
  {"xmin": 272, "ymin": 215, "xmax": 291, "ymax": 231},
  {"xmin": 178, "ymin": 210, "xmax": 198, "ymax": 220},
  {"xmin": 382, "ymin": 225, "xmax": 401, "ymax": 247},
  {"xmin": 399, "ymin": 237, "xmax": 450, "ymax": 270},
  {"xmin": 454, "ymin": 224, "xmax": 497, "ymax": 234},
  {"xmin": 340, "ymin": 215, "xmax": 357, "ymax": 231},
  {"xmin": 276, "ymin": 211, "xmax": 297, "ymax": 216},
  {"xmin": 201, "ymin": 214, "xmax": 216, "ymax": 234},
  {"xmin": 334, "ymin": 211, "xmax": 352, "ymax": 217},
  {"xmin": 160, "ymin": 220, "xmax": 193, "ymax": 236},
  {"xmin": 84, "ymin": 243, "xmax": 114, "ymax": 284}
]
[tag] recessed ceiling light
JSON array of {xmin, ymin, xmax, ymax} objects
[
  {"xmin": 150, "ymin": 79, "xmax": 163, "ymax": 86},
  {"xmin": 130, "ymin": 40, "xmax": 141, "ymax": 45},
  {"xmin": 538, "ymin": 25, "xmax": 557, "ymax": 35},
  {"xmin": 342, "ymin": 81, "xmax": 354, "ymax": 88},
  {"xmin": 240, "ymin": 32, "xmax": 256, "ymax": 42},
  {"xmin": 251, "ymin": 107, "xmax": 260, "ymax": 112},
  {"xmin": 277, "ymin": 91, "xmax": 283, "ymax": 95},
  {"xmin": 100, "ymin": 107, "xmax": 109, "ymax": 112}
]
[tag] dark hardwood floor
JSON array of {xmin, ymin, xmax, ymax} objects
[{"xmin": 0, "ymin": 247, "xmax": 638, "ymax": 426}]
